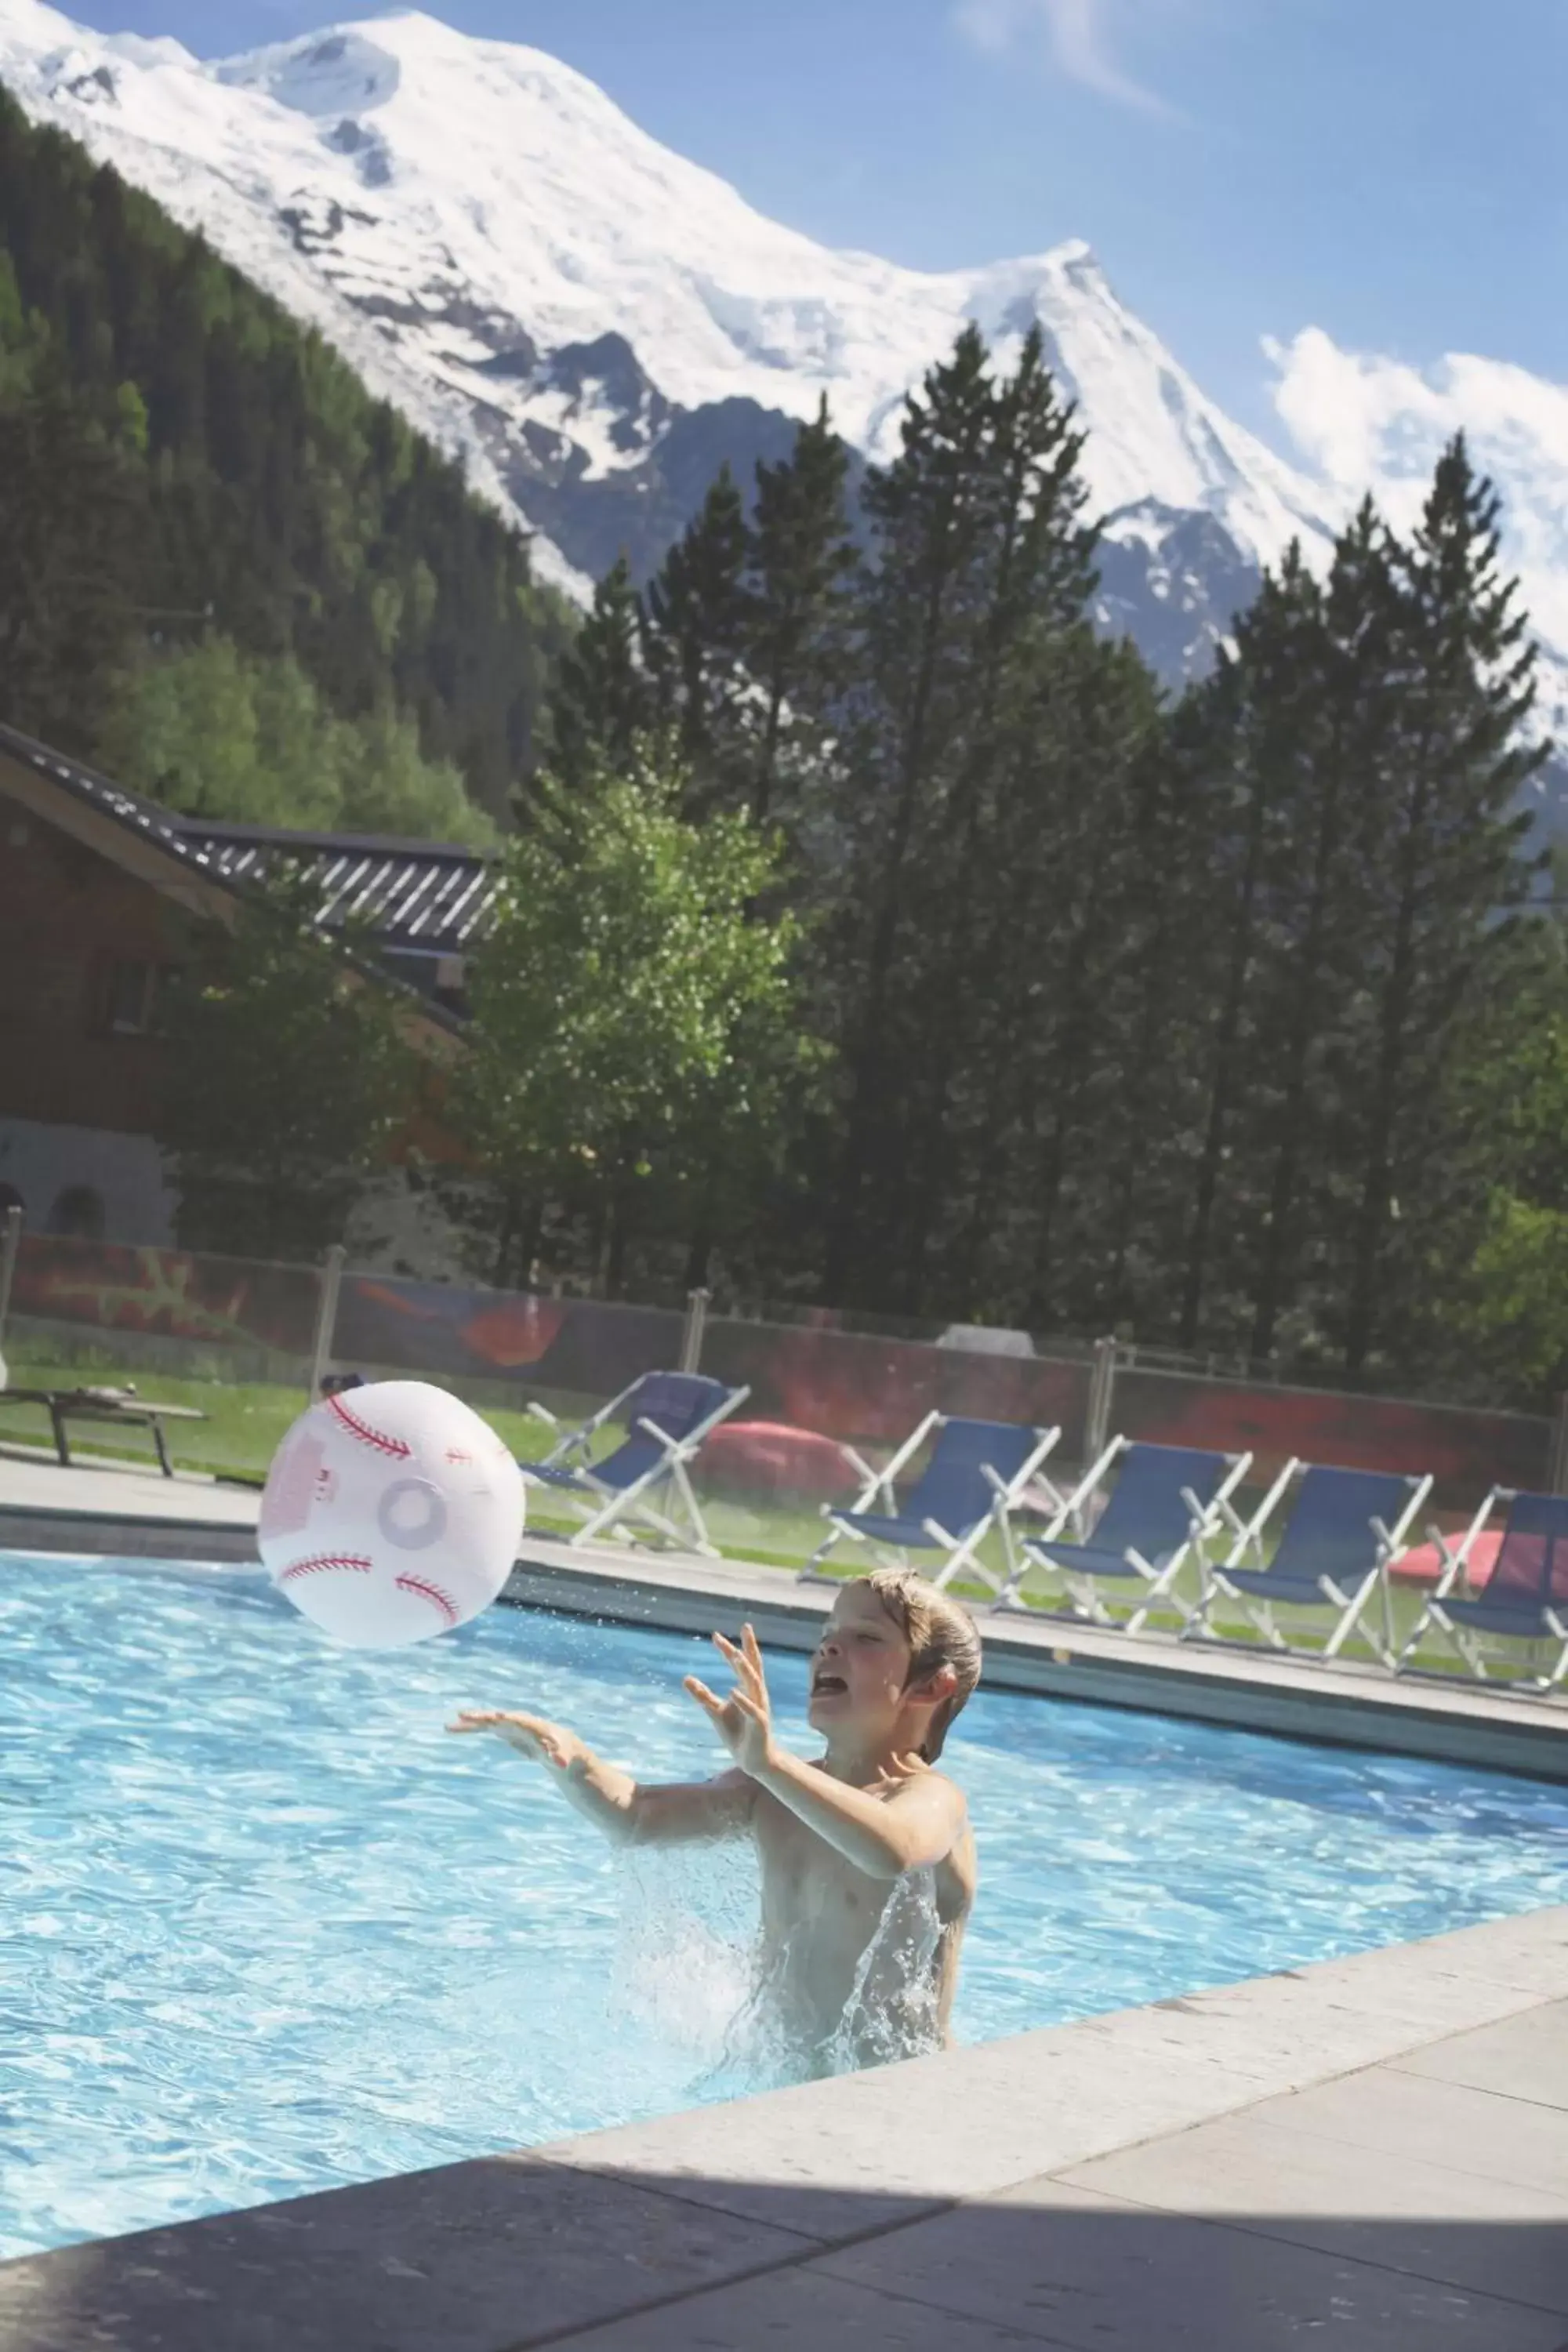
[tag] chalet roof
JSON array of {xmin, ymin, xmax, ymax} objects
[
  {"xmin": 179, "ymin": 821, "xmax": 498, "ymax": 957},
  {"xmin": 0, "ymin": 723, "xmax": 501, "ymax": 1018}
]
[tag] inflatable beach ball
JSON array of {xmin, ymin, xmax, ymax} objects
[{"xmin": 259, "ymin": 1381, "xmax": 524, "ymax": 1649}]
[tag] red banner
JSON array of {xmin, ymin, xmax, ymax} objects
[{"xmin": 1116, "ymin": 1368, "xmax": 1549, "ymax": 1512}]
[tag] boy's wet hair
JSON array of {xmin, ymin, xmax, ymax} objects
[{"xmin": 859, "ymin": 1569, "xmax": 982, "ymax": 1762}]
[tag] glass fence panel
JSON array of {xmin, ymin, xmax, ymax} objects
[{"xmin": 2, "ymin": 1234, "xmax": 324, "ymax": 1480}]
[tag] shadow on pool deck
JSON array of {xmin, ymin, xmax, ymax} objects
[
  {"xmin": 6, "ymin": 1908, "xmax": 1568, "ymax": 2351},
  {"xmin": 5, "ymin": 2160, "xmax": 1568, "ymax": 2350}
]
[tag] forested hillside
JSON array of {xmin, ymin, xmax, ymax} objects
[{"xmin": 0, "ymin": 88, "xmax": 572, "ymax": 837}]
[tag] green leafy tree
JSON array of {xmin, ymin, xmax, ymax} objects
[
  {"xmin": 459, "ymin": 738, "xmax": 823, "ymax": 1293},
  {"xmin": 1422, "ymin": 914, "xmax": 1568, "ymax": 1403},
  {"xmin": 101, "ymin": 640, "xmax": 497, "ymax": 844},
  {"xmin": 334, "ymin": 703, "xmax": 496, "ymax": 843},
  {"xmin": 158, "ymin": 878, "xmax": 419, "ymax": 1260}
]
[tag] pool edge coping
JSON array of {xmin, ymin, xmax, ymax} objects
[{"xmin": 5, "ymin": 1486, "xmax": 1568, "ymax": 1784}]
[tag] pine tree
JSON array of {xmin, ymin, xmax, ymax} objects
[
  {"xmin": 1241, "ymin": 504, "xmax": 1400, "ymax": 1365},
  {"xmin": 742, "ymin": 397, "xmax": 857, "ymax": 826},
  {"xmin": 818, "ymin": 324, "xmax": 1127, "ymax": 1311},
  {"xmin": 641, "ymin": 464, "xmax": 750, "ymax": 810},
  {"xmin": 1338, "ymin": 437, "xmax": 1545, "ymax": 1371},
  {"xmin": 1172, "ymin": 547, "xmax": 1323, "ymax": 1353},
  {"xmin": 543, "ymin": 554, "xmax": 653, "ymax": 798},
  {"xmin": 938, "ymin": 628, "xmax": 1161, "ymax": 1329},
  {"xmin": 0, "ymin": 379, "xmax": 147, "ymax": 752}
]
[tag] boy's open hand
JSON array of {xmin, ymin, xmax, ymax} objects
[
  {"xmin": 685, "ymin": 1624, "xmax": 776, "ymax": 1777},
  {"xmin": 446, "ymin": 1709, "xmax": 586, "ymax": 1770}
]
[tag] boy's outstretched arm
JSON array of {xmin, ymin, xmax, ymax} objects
[{"xmin": 447, "ymin": 1710, "xmax": 753, "ymax": 1846}]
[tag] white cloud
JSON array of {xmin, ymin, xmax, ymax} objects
[
  {"xmin": 1267, "ymin": 325, "xmax": 1568, "ymax": 693},
  {"xmin": 953, "ymin": 0, "xmax": 1171, "ymax": 115}
]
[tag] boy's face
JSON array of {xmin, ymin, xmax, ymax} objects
[{"xmin": 808, "ymin": 1584, "xmax": 913, "ymax": 1736}]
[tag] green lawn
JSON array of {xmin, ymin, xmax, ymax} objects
[
  {"xmin": 0, "ymin": 1339, "xmax": 1535, "ymax": 1684},
  {"xmin": 1, "ymin": 1347, "xmax": 561, "ymax": 1480}
]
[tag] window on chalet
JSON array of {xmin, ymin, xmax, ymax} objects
[{"xmin": 101, "ymin": 960, "xmax": 179, "ymax": 1037}]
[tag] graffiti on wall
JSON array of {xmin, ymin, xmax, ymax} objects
[
  {"xmin": 332, "ymin": 1275, "xmax": 684, "ymax": 1395},
  {"xmin": 13, "ymin": 1236, "xmax": 319, "ymax": 1356}
]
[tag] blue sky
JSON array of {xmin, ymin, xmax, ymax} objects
[{"xmin": 74, "ymin": 0, "xmax": 1565, "ymax": 448}]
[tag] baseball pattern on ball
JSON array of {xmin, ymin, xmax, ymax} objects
[{"xmin": 259, "ymin": 1381, "xmax": 524, "ymax": 1649}]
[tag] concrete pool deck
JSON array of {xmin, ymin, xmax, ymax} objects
[
  {"xmin": 4, "ymin": 1447, "xmax": 1567, "ymax": 1784},
  {"xmin": 4, "ymin": 1904, "xmax": 1568, "ymax": 2348}
]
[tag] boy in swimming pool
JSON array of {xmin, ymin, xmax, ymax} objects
[{"xmin": 447, "ymin": 1570, "xmax": 981, "ymax": 2076}]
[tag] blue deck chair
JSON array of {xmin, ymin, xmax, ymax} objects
[
  {"xmin": 996, "ymin": 1438, "xmax": 1253, "ymax": 1635},
  {"xmin": 801, "ymin": 1411, "xmax": 1064, "ymax": 1595},
  {"xmin": 1193, "ymin": 1460, "xmax": 1432, "ymax": 1668},
  {"xmin": 522, "ymin": 1370, "xmax": 748, "ymax": 1555},
  {"xmin": 1398, "ymin": 1489, "xmax": 1568, "ymax": 1691}
]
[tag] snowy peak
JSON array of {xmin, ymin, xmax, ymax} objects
[
  {"xmin": 216, "ymin": 24, "xmax": 410, "ymax": 117},
  {"xmin": 0, "ymin": 0, "xmax": 1563, "ymax": 741},
  {"xmin": 0, "ymin": 0, "xmax": 1327, "ymax": 571}
]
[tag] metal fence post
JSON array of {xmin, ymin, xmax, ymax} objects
[
  {"xmin": 1552, "ymin": 1393, "xmax": 1568, "ymax": 1495},
  {"xmin": 0, "ymin": 1203, "xmax": 22, "ymax": 1387},
  {"xmin": 1083, "ymin": 1334, "xmax": 1117, "ymax": 1467},
  {"xmin": 680, "ymin": 1287, "xmax": 710, "ymax": 1376},
  {"xmin": 309, "ymin": 1244, "xmax": 347, "ymax": 1402}
]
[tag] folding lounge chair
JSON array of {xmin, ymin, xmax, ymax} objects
[
  {"xmin": 801, "ymin": 1412, "xmax": 1063, "ymax": 1596},
  {"xmin": 995, "ymin": 1439, "xmax": 1253, "ymax": 1635},
  {"xmin": 522, "ymin": 1371, "xmax": 748, "ymax": 1555},
  {"xmin": 1398, "ymin": 1489, "xmax": 1568, "ymax": 1692},
  {"xmin": 1192, "ymin": 1460, "xmax": 1432, "ymax": 1668}
]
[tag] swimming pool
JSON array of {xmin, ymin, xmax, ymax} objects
[{"xmin": 5, "ymin": 1552, "xmax": 1568, "ymax": 2259}]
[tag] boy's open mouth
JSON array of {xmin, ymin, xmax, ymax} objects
[{"xmin": 811, "ymin": 1671, "xmax": 848, "ymax": 1697}]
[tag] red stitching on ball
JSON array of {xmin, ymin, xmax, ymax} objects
[
  {"xmin": 444, "ymin": 1446, "xmax": 474, "ymax": 1464},
  {"xmin": 327, "ymin": 1394, "xmax": 412, "ymax": 1460},
  {"xmin": 395, "ymin": 1572, "xmax": 459, "ymax": 1627},
  {"xmin": 279, "ymin": 1552, "xmax": 373, "ymax": 1583}
]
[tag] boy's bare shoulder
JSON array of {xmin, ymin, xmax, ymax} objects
[{"xmin": 891, "ymin": 1762, "xmax": 967, "ymax": 1813}]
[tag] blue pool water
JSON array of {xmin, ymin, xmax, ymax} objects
[{"xmin": 5, "ymin": 1552, "xmax": 1568, "ymax": 2259}]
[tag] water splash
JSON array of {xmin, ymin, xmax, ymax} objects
[
  {"xmin": 825, "ymin": 1867, "xmax": 946, "ymax": 2074},
  {"xmin": 610, "ymin": 1846, "xmax": 949, "ymax": 2090}
]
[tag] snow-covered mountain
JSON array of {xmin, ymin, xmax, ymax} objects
[{"xmin": 2, "ymin": 0, "xmax": 1565, "ymax": 790}]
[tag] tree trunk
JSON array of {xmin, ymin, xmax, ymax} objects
[
  {"xmin": 1344, "ymin": 787, "xmax": 1427, "ymax": 1371},
  {"xmin": 1249, "ymin": 742, "xmax": 1345, "ymax": 1359},
  {"xmin": 1178, "ymin": 765, "xmax": 1269, "ymax": 1351},
  {"xmin": 823, "ymin": 550, "xmax": 957, "ymax": 1299}
]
